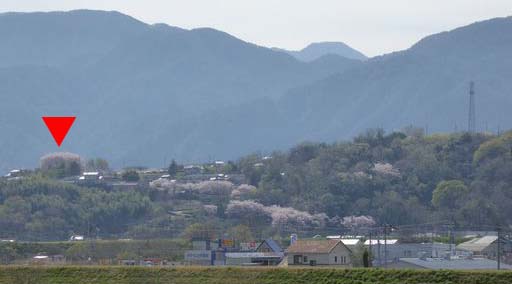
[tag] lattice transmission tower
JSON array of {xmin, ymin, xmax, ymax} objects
[{"xmin": 468, "ymin": 81, "xmax": 476, "ymax": 133}]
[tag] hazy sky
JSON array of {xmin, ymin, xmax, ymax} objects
[{"xmin": 1, "ymin": 0, "xmax": 512, "ymax": 56}]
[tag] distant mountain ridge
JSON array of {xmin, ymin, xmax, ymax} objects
[
  {"xmin": 274, "ymin": 42, "xmax": 367, "ymax": 62},
  {"xmin": 165, "ymin": 16, "xmax": 512, "ymax": 161},
  {"xmin": 0, "ymin": 10, "xmax": 511, "ymax": 172},
  {"xmin": 276, "ymin": 16, "xmax": 512, "ymax": 140},
  {"xmin": 0, "ymin": 10, "xmax": 147, "ymax": 67},
  {"xmin": 0, "ymin": 10, "xmax": 361, "ymax": 171}
]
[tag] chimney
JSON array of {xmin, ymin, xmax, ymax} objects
[{"xmin": 290, "ymin": 234, "xmax": 298, "ymax": 246}]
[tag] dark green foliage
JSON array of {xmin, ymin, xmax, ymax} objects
[
  {"xmin": 168, "ymin": 160, "xmax": 179, "ymax": 178},
  {"xmin": 243, "ymin": 131, "xmax": 512, "ymax": 228},
  {"xmin": 64, "ymin": 239, "xmax": 189, "ymax": 262},
  {"xmin": 121, "ymin": 170, "xmax": 140, "ymax": 182},
  {"xmin": 432, "ymin": 180, "xmax": 468, "ymax": 209},
  {"xmin": 85, "ymin": 158, "xmax": 110, "ymax": 172},
  {"xmin": 183, "ymin": 223, "xmax": 218, "ymax": 241},
  {"xmin": 363, "ymin": 250, "xmax": 369, "ymax": 268},
  {"xmin": 0, "ymin": 177, "xmax": 151, "ymax": 241},
  {"xmin": 2, "ymin": 131, "xmax": 512, "ymax": 242}
]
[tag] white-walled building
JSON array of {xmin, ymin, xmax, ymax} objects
[{"xmin": 286, "ymin": 239, "xmax": 352, "ymax": 266}]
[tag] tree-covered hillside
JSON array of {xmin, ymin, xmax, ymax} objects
[
  {"xmin": 0, "ymin": 10, "xmax": 361, "ymax": 172},
  {"xmin": 1, "ymin": 129, "xmax": 511, "ymax": 241},
  {"xmin": 239, "ymin": 129, "xmax": 512, "ymax": 228}
]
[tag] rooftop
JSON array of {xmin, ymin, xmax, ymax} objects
[
  {"xmin": 286, "ymin": 240, "xmax": 344, "ymax": 254},
  {"xmin": 326, "ymin": 237, "xmax": 362, "ymax": 246},
  {"xmin": 33, "ymin": 255, "xmax": 49, "ymax": 259},
  {"xmin": 341, "ymin": 239, "xmax": 362, "ymax": 246},
  {"xmin": 225, "ymin": 252, "xmax": 283, "ymax": 259},
  {"xmin": 184, "ymin": 165, "xmax": 202, "ymax": 169},
  {"xmin": 364, "ymin": 239, "xmax": 399, "ymax": 245},
  {"xmin": 457, "ymin": 236, "xmax": 498, "ymax": 252},
  {"xmin": 257, "ymin": 239, "xmax": 283, "ymax": 253}
]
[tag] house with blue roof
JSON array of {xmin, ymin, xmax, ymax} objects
[
  {"xmin": 256, "ymin": 239, "xmax": 283, "ymax": 253},
  {"xmin": 224, "ymin": 239, "xmax": 284, "ymax": 266}
]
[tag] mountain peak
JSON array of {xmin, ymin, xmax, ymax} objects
[{"xmin": 275, "ymin": 41, "xmax": 367, "ymax": 62}]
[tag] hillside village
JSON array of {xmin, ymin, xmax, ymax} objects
[{"xmin": 2, "ymin": 130, "xmax": 512, "ymax": 269}]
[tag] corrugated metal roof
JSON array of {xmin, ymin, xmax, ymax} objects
[
  {"xmin": 225, "ymin": 252, "xmax": 283, "ymax": 259},
  {"xmin": 33, "ymin": 255, "xmax": 49, "ymax": 259},
  {"xmin": 364, "ymin": 239, "xmax": 398, "ymax": 245},
  {"xmin": 399, "ymin": 257, "xmax": 512, "ymax": 270},
  {"xmin": 325, "ymin": 238, "xmax": 362, "ymax": 246},
  {"xmin": 341, "ymin": 239, "xmax": 362, "ymax": 246},
  {"xmin": 326, "ymin": 235, "xmax": 342, "ymax": 239},
  {"xmin": 457, "ymin": 236, "xmax": 498, "ymax": 252}
]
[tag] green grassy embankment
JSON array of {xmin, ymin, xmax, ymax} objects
[
  {"xmin": 0, "ymin": 266, "xmax": 511, "ymax": 284},
  {"xmin": 0, "ymin": 239, "xmax": 189, "ymax": 264}
]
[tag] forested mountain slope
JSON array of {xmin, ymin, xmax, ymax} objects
[{"xmin": 0, "ymin": 10, "xmax": 360, "ymax": 170}]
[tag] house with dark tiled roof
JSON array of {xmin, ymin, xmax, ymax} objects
[{"xmin": 285, "ymin": 239, "xmax": 352, "ymax": 266}]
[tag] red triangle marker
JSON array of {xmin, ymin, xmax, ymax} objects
[{"xmin": 42, "ymin": 116, "xmax": 76, "ymax": 147}]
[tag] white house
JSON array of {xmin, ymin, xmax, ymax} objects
[
  {"xmin": 286, "ymin": 239, "xmax": 352, "ymax": 266},
  {"xmin": 325, "ymin": 237, "xmax": 363, "ymax": 251}
]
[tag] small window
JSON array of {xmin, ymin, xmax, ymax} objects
[
  {"xmin": 341, "ymin": 256, "xmax": 346, "ymax": 264},
  {"xmin": 303, "ymin": 256, "xmax": 308, "ymax": 263},
  {"xmin": 334, "ymin": 256, "xmax": 338, "ymax": 263}
]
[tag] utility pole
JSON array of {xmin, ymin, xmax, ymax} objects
[
  {"xmin": 449, "ymin": 228, "xmax": 455, "ymax": 256},
  {"xmin": 431, "ymin": 225, "xmax": 435, "ymax": 254},
  {"xmin": 384, "ymin": 225, "xmax": 388, "ymax": 268},
  {"xmin": 377, "ymin": 232, "xmax": 382, "ymax": 267},
  {"xmin": 448, "ymin": 230, "xmax": 452, "ymax": 257},
  {"xmin": 497, "ymin": 227, "xmax": 501, "ymax": 270},
  {"xmin": 368, "ymin": 232, "xmax": 372, "ymax": 267},
  {"xmin": 87, "ymin": 218, "xmax": 93, "ymax": 265}
]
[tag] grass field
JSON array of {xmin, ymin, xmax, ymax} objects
[
  {"xmin": 0, "ymin": 239, "xmax": 189, "ymax": 264},
  {"xmin": 0, "ymin": 266, "xmax": 511, "ymax": 284}
]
